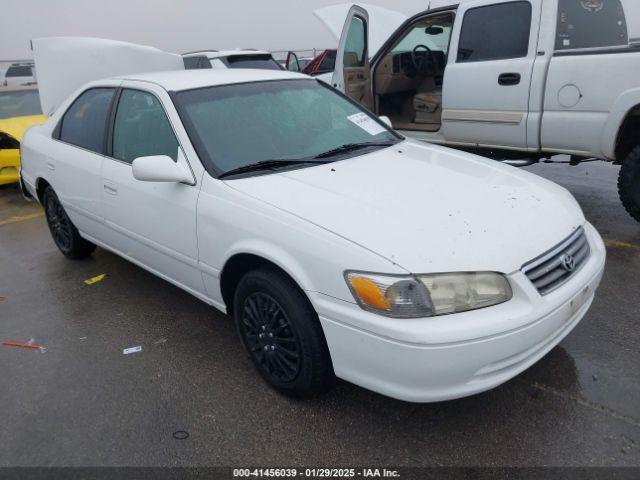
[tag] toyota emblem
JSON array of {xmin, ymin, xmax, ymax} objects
[{"xmin": 561, "ymin": 254, "xmax": 576, "ymax": 272}]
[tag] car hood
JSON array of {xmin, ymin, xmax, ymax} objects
[
  {"xmin": 225, "ymin": 141, "xmax": 585, "ymax": 274},
  {"xmin": 32, "ymin": 37, "xmax": 183, "ymax": 116},
  {"xmin": 0, "ymin": 115, "xmax": 47, "ymax": 143}
]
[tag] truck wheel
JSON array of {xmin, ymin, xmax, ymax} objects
[
  {"xmin": 42, "ymin": 186, "xmax": 97, "ymax": 259},
  {"xmin": 618, "ymin": 146, "xmax": 640, "ymax": 222},
  {"xmin": 618, "ymin": 145, "xmax": 640, "ymax": 222},
  {"xmin": 233, "ymin": 268, "xmax": 333, "ymax": 397}
]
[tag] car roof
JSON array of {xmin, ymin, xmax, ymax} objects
[
  {"xmin": 114, "ymin": 68, "xmax": 309, "ymax": 91},
  {"xmin": 183, "ymin": 49, "xmax": 271, "ymax": 59}
]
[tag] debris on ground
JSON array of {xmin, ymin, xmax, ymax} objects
[
  {"xmin": 84, "ymin": 274, "xmax": 108, "ymax": 286},
  {"xmin": 172, "ymin": 430, "xmax": 189, "ymax": 440},
  {"xmin": 3, "ymin": 340, "xmax": 44, "ymax": 352},
  {"xmin": 123, "ymin": 346, "xmax": 142, "ymax": 355}
]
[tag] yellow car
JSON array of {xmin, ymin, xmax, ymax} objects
[{"xmin": 0, "ymin": 86, "xmax": 46, "ymax": 185}]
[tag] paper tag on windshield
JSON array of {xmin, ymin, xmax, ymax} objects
[{"xmin": 347, "ymin": 113, "xmax": 386, "ymax": 136}]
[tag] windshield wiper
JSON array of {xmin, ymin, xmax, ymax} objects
[
  {"xmin": 313, "ymin": 141, "xmax": 397, "ymax": 159},
  {"xmin": 218, "ymin": 159, "xmax": 328, "ymax": 179}
]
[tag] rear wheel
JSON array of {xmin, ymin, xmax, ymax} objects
[
  {"xmin": 233, "ymin": 268, "xmax": 332, "ymax": 397},
  {"xmin": 43, "ymin": 186, "xmax": 96, "ymax": 259},
  {"xmin": 618, "ymin": 146, "xmax": 640, "ymax": 223}
]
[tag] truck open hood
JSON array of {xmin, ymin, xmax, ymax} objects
[
  {"xmin": 32, "ymin": 37, "xmax": 184, "ymax": 116},
  {"xmin": 313, "ymin": 3, "xmax": 408, "ymax": 57},
  {"xmin": 225, "ymin": 140, "xmax": 585, "ymax": 275}
]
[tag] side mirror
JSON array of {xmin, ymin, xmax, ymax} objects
[
  {"xmin": 425, "ymin": 26, "xmax": 444, "ymax": 35},
  {"xmin": 379, "ymin": 115, "xmax": 393, "ymax": 128},
  {"xmin": 132, "ymin": 155, "xmax": 193, "ymax": 183},
  {"xmin": 286, "ymin": 51, "xmax": 300, "ymax": 72}
]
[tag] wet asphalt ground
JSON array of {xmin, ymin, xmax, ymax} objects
[{"xmin": 0, "ymin": 158, "xmax": 639, "ymax": 467}]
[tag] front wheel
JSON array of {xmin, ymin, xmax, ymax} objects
[
  {"xmin": 618, "ymin": 146, "xmax": 640, "ymax": 223},
  {"xmin": 43, "ymin": 186, "xmax": 96, "ymax": 259},
  {"xmin": 233, "ymin": 268, "xmax": 333, "ymax": 397}
]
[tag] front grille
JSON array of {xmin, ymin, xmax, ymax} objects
[{"xmin": 522, "ymin": 228, "xmax": 590, "ymax": 295}]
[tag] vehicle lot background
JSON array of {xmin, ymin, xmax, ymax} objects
[
  {"xmin": 0, "ymin": 0, "xmax": 429, "ymax": 60},
  {"xmin": 0, "ymin": 158, "xmax": 639, "ymax": 466}
]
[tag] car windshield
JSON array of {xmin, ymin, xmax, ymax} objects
[
  {"xmin": 0, "ymin": 90, "xmax": 42, "ymax": 119},
  {"xmin": 175, "ymin": 79, "xmax": 400, "ymax": 176}
]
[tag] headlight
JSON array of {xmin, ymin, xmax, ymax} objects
[{"xmin": 345, "ymin": 271, "xmax": 512, "ymax": 318}]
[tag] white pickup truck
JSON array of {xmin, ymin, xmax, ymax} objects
[{"xmin": 321, "ymin": 0, "xmax": 640, "ymax": 221}]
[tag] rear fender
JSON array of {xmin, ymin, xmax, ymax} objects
[{"xmin": 601, "ymin": 87, "xmax": 640, "ymax": 160}]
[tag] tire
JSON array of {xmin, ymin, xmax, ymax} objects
[
  {"xmin": 618, "ymin": 145, "xmax": 640, "ymax": 223},
  {"xmin": 42, "ymin": 186, "xmax": 96, "ymax": 259},
  {"xmin": 233, "ymin": 268, "xmax": 333, "ymax": 397}
]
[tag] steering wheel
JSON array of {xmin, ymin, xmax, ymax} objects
[{"xmin": 411, "ymin": 44, "xmax": 438, "ymax": 76}]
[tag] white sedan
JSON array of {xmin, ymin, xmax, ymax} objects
[{"xmin": 20, "ymin": 68, "xmax": 605, "ymax": 402}]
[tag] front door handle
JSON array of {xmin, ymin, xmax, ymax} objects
[{"xmin": 498, "ymin": 73, "xmax": 521, "ymax": 86}]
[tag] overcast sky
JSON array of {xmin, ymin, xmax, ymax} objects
[{"xmin": 0, "ymin": 0, "xmax": 456, "ymax": 60}]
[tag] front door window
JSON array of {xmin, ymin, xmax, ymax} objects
[{"xmin": 112, "ymin": 89, "xmax": 179, "ymax": 164}]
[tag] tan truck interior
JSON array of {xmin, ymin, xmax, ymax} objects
[{"xmin": 373, "ymin": 13, "xmax": 454, "ymax": 132}]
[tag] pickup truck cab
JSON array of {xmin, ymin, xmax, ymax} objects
[{"xmin": 327, "ymin": 0, "xmax": 640, "ymax": 221}]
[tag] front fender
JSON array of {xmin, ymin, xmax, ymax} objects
[
  {"xmin": 601, "ymin": 88, "xmax": 640, "ymax": 160},
  {"xmin": 196, "ymin": 177, "xmax": 407, "ymax": 311},
  {"xmin": 220, "ymin": 239, "xmax": 318, "ymax": 296}
]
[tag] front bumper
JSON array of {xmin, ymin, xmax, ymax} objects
[{"xmin": 311, "ymin": 223, "xmax": 606, "ymax": 402}]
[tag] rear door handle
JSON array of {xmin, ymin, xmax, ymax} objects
[
  {"xmin": 103, "ymin": 182, "xmax": 118, "ymax": 195},
  {"xmin": 498, "ymin": 73, "xmax": 521, "ymax": 86}
]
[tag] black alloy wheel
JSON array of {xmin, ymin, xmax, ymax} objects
[
  {"xmin": 233, "ymin": 268, "xmax": 333, "ymax": 397},
  {"xmin": 45, "ymin": 192, "xmax": 73, "ymax": 253},
  {"xmin": 240, "ymin": 292, "xmax": 301, "ymax": 383},
  {"xmin": 42, "ymin": 186, "xmax": 96, "ymax": 259}
]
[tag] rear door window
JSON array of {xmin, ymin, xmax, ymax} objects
[
  {"xmin": 112, "ymin": 89, "xmax": 179, "ymax": 164},
  {"xmin": 58, "ymin": 88, "xmax": 115, "ymax": 154},
  {"xmin": 556, "ymin": 0, "xmax": 628, "ymax": 51},
  {"xmin": 183, "ymin": 56, "xmax": 212, "ymax": 69},
  {"xmin": 6, "ymin": 66, "xmax": 33, "ymax": 77},
  {"xmin": 223, "ymin": 54, "xmax": 283, "ymax": 70},
  {"xmin": 457, "ymin": 1, "xmax": 532, "ymax": 62}
]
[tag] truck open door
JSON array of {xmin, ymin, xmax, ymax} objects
[
  {"xmin": 318, "ymin": 3, "xmax": 407, "ymax": 110},
  {"xmin": 331, "ymin": 5, "xmax": 374, "ymax": 110},
  {"xmin": 441, "ymin": 0, "xmax": 541, "ymax": 150}
]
